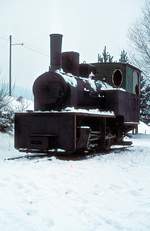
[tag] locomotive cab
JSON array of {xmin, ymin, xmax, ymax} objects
[{"xmin": 92, "ymin": 62, "xmax": 141, "ymax": 96}]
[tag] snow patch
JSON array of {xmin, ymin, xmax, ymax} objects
[
  {"xmin": 56, "ymin": 70, "xmax": 77, "ymax": 87},
  {"xmin": 8, "ymin": 97, "xmax": 34, "ymax": 112},
  {"xmin": 138, "ymin": 121, "xmax": 150, "ymax": 134},
  {"xmin": 62, "ymin": 107, "xmax": 115, "ymax": 116}
]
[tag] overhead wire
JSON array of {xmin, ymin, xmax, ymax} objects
[
  {"xmin": 23, "ymin": 45, "xmax": 49, "ymax": 57},
  {"xmin": 0, "ymin": 35, "xmax": 49, "ymax": 58}
]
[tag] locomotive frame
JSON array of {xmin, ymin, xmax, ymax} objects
[{"xmin": 15, "ymin": 111, "xmax": 123, "ymax": 153}]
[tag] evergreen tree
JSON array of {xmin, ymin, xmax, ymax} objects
[
  {"xmin": 119, "ymin": 50, "xmax": 128, "ymax": 63},
  {"xmin": 98, "ymin": 46, "xmax": 113, "ymax": 63},
  {"xmin": 140, "ymin": 76, "xmax": 150, "ymax": 124}
]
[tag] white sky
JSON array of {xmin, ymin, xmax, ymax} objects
[{"xmin": 0, "ymin": 0, "xmax": 144, "ymax": 93}]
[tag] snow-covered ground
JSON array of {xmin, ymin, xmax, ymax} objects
[{"xmin": 0, "ymin": 122, "xmax": 150, "ymax": 231}]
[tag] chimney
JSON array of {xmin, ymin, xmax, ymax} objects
[{"xmin": 50, "ymin": 34, "xmax": 63, "ymax": 71}]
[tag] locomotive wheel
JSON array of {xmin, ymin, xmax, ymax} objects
[
  {"xmin": 87, "ymin": 130, "xmax": 101, "ymax": 151},
  {"xmin": 76, "ymin": 127, "xmax": 101, "ymax": 153}
]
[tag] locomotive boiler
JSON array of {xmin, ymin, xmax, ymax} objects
[{"xmin": 14, "ymin": 34, "xmax": 141, "ymax": 154}]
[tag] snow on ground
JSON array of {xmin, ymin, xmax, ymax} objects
[
  {"xmin": 0, "ymin": 123, "xmax": 150, "ymax": 231},
  {"xmin": 138, "ymin": 121, "xmax": 150, "ymax": 134}
]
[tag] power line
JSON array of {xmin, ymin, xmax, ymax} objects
[
  {"xmin": 23, "ymin": 45, "xmax": 49, "ymax": 57},
  {"xmin": 0, "ymin": 35, "xmax": 49, "ymax": 57}
]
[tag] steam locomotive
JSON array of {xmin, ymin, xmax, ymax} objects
[{"xmin": 14, "ymin": 34, "xmax": 140, "ymax": 154}]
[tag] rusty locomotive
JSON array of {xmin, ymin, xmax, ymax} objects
[{"xmin": 14, "ymin": 34, "xmax": 141, "ymax": 154}]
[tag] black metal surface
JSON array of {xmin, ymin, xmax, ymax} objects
[
  {"xmin": 33, "ymin": 71, "xmax": 103, "ymax": 111},
  {"xmin": 100, "ymin": 90, "xmax": 139, "ymax": 122},
  {"xmin": 79, "ymin": 63, "xmax": 96, "ymax": 77},
  {"xmin": 62, "ymin": 51, "xmax": 79, "ymax": 76},
  {"xmin": 33, "ymin": 71, "xmax": 69, "ymax": 110},
  {"xmin": 15, "ymin": 111, "xmax": 116, "ymax": 153},
  {"xmin": 50, "ymin": 34, "xmax": 62, "ymax": 71},
  {"xmin": 15, "ymin": 112, "xmax": 76, "ymax": 152}
]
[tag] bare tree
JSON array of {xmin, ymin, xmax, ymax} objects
[
  {"xmin": 0, "ymin": 82, "xmax": 9, "ymax": 111},
  {"xmin": 128, "ymin": 1, "xmax": 150, "ymax": 124},
  {"xmin": 128, "ymin": 0, "xmax": 150, "ymax": 78}
]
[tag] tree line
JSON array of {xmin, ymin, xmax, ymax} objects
[{"xmin": 98, "ymin": 46, "xmax": 128, "ymax": 63}]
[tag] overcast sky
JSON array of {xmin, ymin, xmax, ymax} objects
[{"xmin": 0, "ymin": 0, "xmax": 144, "ymax": 95}]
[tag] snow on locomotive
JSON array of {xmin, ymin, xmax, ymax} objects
[{"xmin": 14, "ymin": 34, "xmax": 140, "ymax": 154}]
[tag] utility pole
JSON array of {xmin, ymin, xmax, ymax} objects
[{"xmin": 9, "ymin": 35, "xmax": 24, "ymax": 96}]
